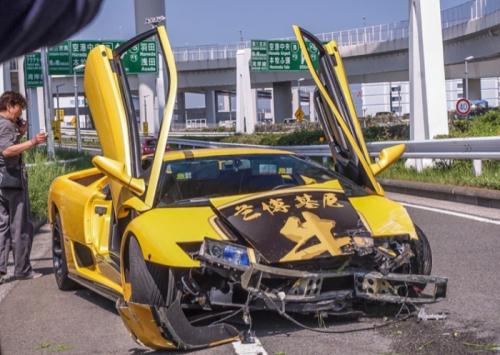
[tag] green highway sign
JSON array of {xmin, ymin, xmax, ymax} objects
[
  {"xmin": 125, "ymin": 40, "xmax": 158, "ymax": 73},
  {"xmin": 250, "ymin": 40, "xmax": 319, "ymax": 71},
  {"xmin": 70, "ymin": 40, "xmax": 121, "ymax": 70},
  {"xmin": 24, "ymin": 39, "xmax": 158, "ymax": 88},
  {"xmin": 48, "ymin": 41, "xmax": 71, "ymax": 75},
  {"xmin": 69, "ymin": 40, "xmax": 158, "ymax": 75},
  {"xmin": 24, "ymin": 53, "xmax": 43, "ymax": 88}
]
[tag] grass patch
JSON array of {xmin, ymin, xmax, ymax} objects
[
  {"xmin": 379, "ymin": 160, "xmax": 500, "ymax": 190},
  {"xmin": 26, "ymin": 148, "xmax": 92, "ymax": 222}
]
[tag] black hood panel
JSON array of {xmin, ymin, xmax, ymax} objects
[{"xmin": 216, "ymin": 190, "xmax": 368, "ymax": 263}]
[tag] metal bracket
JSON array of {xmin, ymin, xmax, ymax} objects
[{"xmin": 145, "ymin": 16, "xmax": 165, "ymax": 28}]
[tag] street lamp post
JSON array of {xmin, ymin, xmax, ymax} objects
[
  {"xmin": 296, "ymin": 78, "xmax": 305, "ymax": 124},
  {"xmin": 55, "ymin": 83, "xmax": 64, "ymax": 115},
  {"xmin": 55, "ymin": 83, "xmax": 64, "ymax": 147},
  {"xmin": 40, "ymin": 47, "xmax": 55, "ymax": 159},
  {"xmin": 73, "ymin": 64, "xmax": 85, "ymax": 152},
  {"xmin": 297, "ymin": 77, "xmax": 305, "ymax": 109},
  {"xmin": 464, "ymin": 55, "xmax": 474, "ymax": 100},
  {"xmin": 143, "ymin": 94, "xmax": 150, "ymax": 136}
]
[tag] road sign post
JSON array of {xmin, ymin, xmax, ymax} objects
[
  {"xmin": 456, "ymin": 98, "xmax": 471, "ymax": 117},
  {"xmin": 40, "ymin": 47, "xmax": 55, "ymax": 159},
  {"xmin": 294, "ymin": 107, "xmax": 305, "ymax": 121},
  {"xmin": 24, "ymin": 53, "xmax": 43, "ymax": 88}
]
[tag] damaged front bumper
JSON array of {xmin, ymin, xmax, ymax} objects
[
  {"xmin": 198, "ymin": 250, "xmax": 448, "ymax": 312},
  {"xmin": 116, "ymin": 243, "xmax": 447, "ymax": 351}
]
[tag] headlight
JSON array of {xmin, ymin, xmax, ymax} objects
[
  {"xmin": 222, "ymin": 245, "xmax": 249, "ymax": 266},
  {"xmin": 201, "ymin": 239, "xmax": 250, "ymax": 267}
]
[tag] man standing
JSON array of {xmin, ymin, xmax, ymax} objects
[{"xmin": 0, "ymin": 91, "xmax": 46, "ymax": 282}]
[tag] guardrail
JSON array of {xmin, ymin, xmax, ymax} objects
[
  {"xmin": 172, "ymin": 0, "xmax": 500, "ymax": 62},
  {"xmin": 167, "ymin": 136, "xmax": 500, "ymax": 176},
  {"xmin": 60, "ymin": 131, "xmax": 499, "ymax": 176},
  {"xmin": 167, "ymin": 136, "xmax": 500, "ymax": 160},
  {"xmin": 61, "ymin": 130, "xmax": 500, "ymax": 160},
  {"xmin": 61, "ymin": 128, "xmax": 235, "ymax": 138}
]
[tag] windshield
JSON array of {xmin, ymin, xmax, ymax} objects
[{"xmin": 157, "ymin": 154, "xmax": 361, "ymax": 206}]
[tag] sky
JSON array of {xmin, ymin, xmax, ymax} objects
[{"xmin": 74, "ymin": 0, "xmax": 470, "ymax": 46}]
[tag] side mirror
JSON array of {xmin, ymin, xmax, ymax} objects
[
  {"xmin": 92, "ymin": 156, "xmax": 145, "ymax": 195},
  {"xmin": 370, "ymin": 144, "xmax": 405, "ymax": 176}
]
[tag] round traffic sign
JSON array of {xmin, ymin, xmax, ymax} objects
[{"xmin": 456, "ymin": 98, "xmax": 471, "ymax": 116}]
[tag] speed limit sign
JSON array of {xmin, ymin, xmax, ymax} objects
[{"xmin": 456, "ymin": 98, "xmax": 471, "ymax": 116}]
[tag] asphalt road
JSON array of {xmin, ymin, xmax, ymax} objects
[{"xmin": 0, "ymin": 193, "xmax": 499, "ymax": 355}]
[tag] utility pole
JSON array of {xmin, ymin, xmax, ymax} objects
[
  {"xmin": 73, "ymin": 64, "xmax": 85, "ymax": 152},
  {"xmin": 40, "ymin": 47, "xmax": 55, "ymax": 159}
]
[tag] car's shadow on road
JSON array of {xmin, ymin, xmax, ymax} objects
[
  {"xmin": 64, "ymin": 284, "xmax": 407, "ymax": 354},
  {"xmin": 124, "ymin": 308, "xmax": 403, "ymax": 354},
  {"xmin": 74, "ymin": 288, "xmax": 118, "ymax": 314}
]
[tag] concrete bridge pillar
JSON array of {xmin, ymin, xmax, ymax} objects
[
  {"xmin": 409, "ymin": 0, "xmax": 448, "ymax": 141},
  {"xmin": 205, "ymin": 90, "xmax": 217, "ymax": 128},
  {"xmin": 408, "ymin": 0, "xmax": 449, "ymax": 171},
  {"xmin": 134, "ymin": 0, "xmax": 165, "ymax": 136},
  {"xmin": 292, "ymin": 87, "xmax": 299, "ymax": 115},
  {"xmin": 464, "ymin": 78, "xmax": 481, "ymax": 101},
  {"xmin": 236, "ymin": 49, "xmax": 257, "ymax": 133},
  {"xmin": 309, "ymin": 91, "xmax": 316, "ymax": 122},
  {"xmin": 0, "ymin": 63, "xmax": 11, "ymax": 93},
  {"xmin": 273, "ymin": 81, "xmax": 292, "ymax": 123},
  {"xmin": 175, "ymin": 92, "xmax": 186, "ymax": 128}
]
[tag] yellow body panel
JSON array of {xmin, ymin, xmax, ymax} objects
[
  {"xmin": 117, "ymin": 302, "xmax": 175, "ymax": 349},
  {"xmin": 349, "ymin": 195, "xmax": 417, "ymax": 239},
  {"xmin": 162, "ymin": 147, "xmax": 294, "ymax": 162},
  {"xmin": 122, "ymin": 207, "xmax": 226, "ymax": 267}
]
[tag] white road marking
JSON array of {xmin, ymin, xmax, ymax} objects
[
  {"xmin": 402, "ymin": 202, "xmax": 500, "ymax": 226},
  {"xmin": 232, "ymin": 337, "xmax": 268, "ymax": 355}
]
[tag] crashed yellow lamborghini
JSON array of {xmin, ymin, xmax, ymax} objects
[{"xmin": 48, "ymin": 25, "xmax": 447, "ymax": 350}]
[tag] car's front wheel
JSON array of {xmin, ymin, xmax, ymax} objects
[
  {"xmin": 410, "ymin": 225, "xmax": 432, "ymax": 275},
  {"xmin": 127, "ymin": 236, "xmax": 175, "ymax": 306},
  {"xmin": 52, "ymin": 213, "xmax": 79, "ymax": 290}
]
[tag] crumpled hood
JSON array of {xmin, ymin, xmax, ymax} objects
[{"xmin": 212, "ymin": 188, "xmax": 369, "ymax": 263}]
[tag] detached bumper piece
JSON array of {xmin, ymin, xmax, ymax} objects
[
  {"xmin": 354, "ymin": 271, "xmax": 447, "ymax": 304},
  {"xmin": 116, "ymin": 298, "xmax": 239, "ymax": 351}
]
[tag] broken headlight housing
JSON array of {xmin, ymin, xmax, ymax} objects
[{"xmin": 200, "ymin": 239, "xmax": 250, "ymax": 267}]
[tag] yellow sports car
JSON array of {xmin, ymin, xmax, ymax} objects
[{"xmin": 48, "ymin": 25, "xmax": 447, "ymax": 350}]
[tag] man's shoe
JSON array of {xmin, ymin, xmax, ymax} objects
[
  {"xmin": 16, "ymin": 271, "xmax": 42, "ymax": 280},
  {"xmin": 0, "ymin": 274, "xmax": 13, "ymax": 284}
]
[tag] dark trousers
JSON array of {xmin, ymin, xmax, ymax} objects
[{"xmin": 0, "ymin": 186, "xmax": 33, "ymax": 277}]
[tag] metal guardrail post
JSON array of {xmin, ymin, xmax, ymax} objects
[{"xmin": 472, "ymin": 160, "xmax": 483, "ymax": 176}]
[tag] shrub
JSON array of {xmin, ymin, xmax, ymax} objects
[{"xmin": 24, "ymin": 148, "xmax": 92, "ymax": 222}]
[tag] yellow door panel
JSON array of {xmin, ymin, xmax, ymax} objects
[
  {"xmin": 144, "ymin": 26, "xmax": 178, "ymax": 207},
  {"xmin": 84, "ymin": 46, "xmax": 132, "ymax": 174},
  {"xmin": 292, "ymin": 26, "xmax": 383, "ymax": 196}
]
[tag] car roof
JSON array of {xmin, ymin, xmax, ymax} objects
[{"xmin": 161, "ymin": 147, "xmax": 294, "ymax": 161}]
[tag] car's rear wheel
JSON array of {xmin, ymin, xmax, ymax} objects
[
  {"xmin": 127, "ymin": 236, "xmax": 175, "ymax": 306},
  {"xmin": 52, "ymin": 213, "xmax": 79, "ymax": 290}
]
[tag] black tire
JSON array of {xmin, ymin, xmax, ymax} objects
[
  {"xmin": 128, "ymin": 236, "xmax": 169, "ymax": 306},
  {"xmin": 410, "ymin": 225, "xmax": 432, "ymax": 275},
  {"xmin": 52, "ymin": 213, "xmax": 79, "ymax": 290}
]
